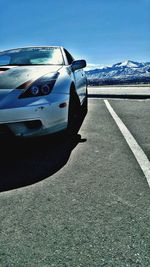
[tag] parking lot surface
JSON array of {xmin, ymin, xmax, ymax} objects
[{"xmin": 0, "ymin": 96, "xmax": 150, "ymax": 267}]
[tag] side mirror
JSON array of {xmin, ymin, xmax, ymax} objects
[{"xmin": 71, "ymin": 60, "xmax": 86, "ymax": 71}]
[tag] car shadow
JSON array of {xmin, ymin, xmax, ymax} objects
[{"xmin": 0, "ymin": 115, "xmax": 87, "ymax": 192}]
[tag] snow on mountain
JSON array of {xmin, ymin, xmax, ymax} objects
[
  {"xmin": 114, "ymin": 60, "xmax": 141, "ymax": 68},
  {"xmin": 86, "ymin": 60, "xmax": 150, "ymax": 82},
  {"xmin": 85, "ymin": 63, "xmax": 106, "ymax": 71}
]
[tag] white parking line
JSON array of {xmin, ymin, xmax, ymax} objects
[{"xmin": 104, "ymin": 99, "xmax": 150, "ymax": 187}]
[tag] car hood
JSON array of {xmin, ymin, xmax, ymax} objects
[{"xmin": 0, "ymin": 65, "xmax": 62, "ymax": 89}]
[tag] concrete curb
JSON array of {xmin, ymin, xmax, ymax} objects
[{"xmin": 88, "ymin": 94, "xmax": 150, "ymax": 99}]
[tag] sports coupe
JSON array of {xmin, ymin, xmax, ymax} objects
[{"xmin": 0, "ymin": 46, "xmax": 87, "ymax": 137}]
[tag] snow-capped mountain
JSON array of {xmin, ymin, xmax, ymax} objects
[{"xmin": 86, "ymin": 60, "xmax": 150, "ymax": 85}]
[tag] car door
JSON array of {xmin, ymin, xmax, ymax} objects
[
  {"xmin": 63, "ymin": 49, "xmax": 87, "ymax": 105},
  {"xmin": 73, "ymin": 67, "xmax": 87, "ymax": 105}
]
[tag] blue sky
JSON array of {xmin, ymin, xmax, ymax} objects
[{"xmin": 0, "ymin": 0, "xmax": 150, "ymax": 65}]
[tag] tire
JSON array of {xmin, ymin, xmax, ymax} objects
[
  {"xmin": 81, "ymin": 88, "xmax": 88, "ymax": 116},
  {"xmin": 67, "ymin": 87, "xmax": 81, "ymax": 135}
]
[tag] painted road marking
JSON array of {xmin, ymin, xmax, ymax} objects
[{"xmin": 104, "ymin": 99, "xmax": 150, "ymax": 187}]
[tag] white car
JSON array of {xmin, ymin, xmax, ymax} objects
[{"xmin": 0, "ymin": 46, "xmax": 87, "ymax": 137}]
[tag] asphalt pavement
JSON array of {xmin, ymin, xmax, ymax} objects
[{"xmin": 0, "ymin": 92, "xmax": 150, "ymax": 267}]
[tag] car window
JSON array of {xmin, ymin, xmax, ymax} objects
[
  {"xmin": 64, "ymin": 49, "xmax": 74, "ymax": 65},
  {"xmin": 0, "ymin": 47, "xmax": 64, "ymax": 66}
]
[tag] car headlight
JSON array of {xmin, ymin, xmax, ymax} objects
[{"xmin": 19, "ymin": 72, "xmax": 59, "ymax": 98}]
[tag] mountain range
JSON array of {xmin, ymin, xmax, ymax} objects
[{"xmin": 85, "ymin": 60, "xmax": 150, "ymax": 85}]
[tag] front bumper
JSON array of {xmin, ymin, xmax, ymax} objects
[{"xmin": 0, "ymin": 102, "xmax": 68, "ymax": 137}]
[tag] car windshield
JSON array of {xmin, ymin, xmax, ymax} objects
[{"xmin": 0, "ymin": 47, "xmax": 64, "ymax": 66}]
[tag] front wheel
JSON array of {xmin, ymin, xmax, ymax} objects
[
  {"xmin": 67, "ymin": 89, "xmax": 81, "ymax": 135},
  {"xmin": 81, "ymin": 88, "xmax": 88, "ymax": 116}
]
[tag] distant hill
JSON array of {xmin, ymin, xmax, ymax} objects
[{"xmin": 85, "ymin": 60, "xmax": 150, "ymax": 85}]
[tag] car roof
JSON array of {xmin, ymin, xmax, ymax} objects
[{"xmin": 1, "ymin": 46, "xmax": 64, "ymax": 53}]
